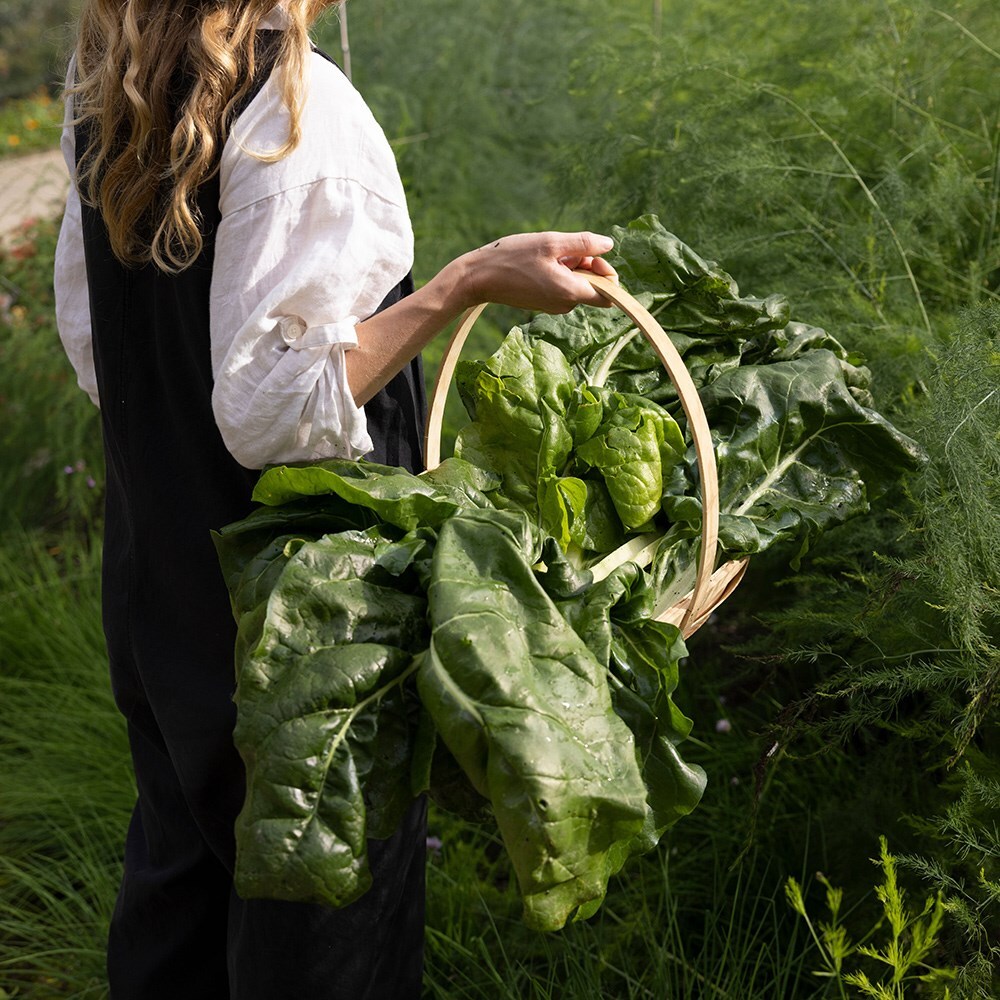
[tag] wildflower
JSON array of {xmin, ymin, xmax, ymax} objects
[
  {"xmin": 7, "ymin": 134, "xmax": 21, "ymax": 147},
  {"xmin": 86, "ymin": 477, "xmax": 97, "ymax": 489},
  {"xmin": 24, "ymin": 118, "xmax": 39, "ymax": 131},
  {"xmin": 63, "ymin": 465, "xmax": 75, "ymax": 475},
  {"xmin": 75, "ymin": 459, "xmax": 86, "ymax": 472},
  {"xmin": 425, "ymin": 835, "xmax": 443, "ymax": 855},
  {"xmin": 715, "ymin": 718, "xmax": 732, "ymax": 734}
]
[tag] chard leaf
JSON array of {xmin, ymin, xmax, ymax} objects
[
  {"xmin": 418, "ymin": 509, "xmax": 647, "ymax": 931},
  {"xmin": 575, "ymin": 392, "xmax": 686, "ymax": 530},
  {"xmin": 252, "ymin": 458, "xmax": 466, "ymax": 529},
  {"xmin": 213, "ymin": 495, "xmax": 373, "ymax": 599},
  {"xmin": 419, "ymin": 456, "xmax": 501, "ymax": 507},
  {"xmin": 525, "ymin": 216, "xmax": 790, "ymax": 403},
  {"xmin": 702, "ymin": 350, "xmax": 928, "ymax": 556},
  {"xmin": 454, "ymin": 329, "xmax": 576, "ymax": 516},
  {"xmin": 538, "ymin": 474, "xmax": 589, "ymax": 551},
  {"xmin": 232, "ymin": 528, "xmax": 429, "ymax": 907},
  {"xmin": 559, "ymin": 564, "xmax": 706, "ymax": 852},
  {"xmin": 524, "ymin": 306, "xmax": 639, "ymax": 383},
  {"xmin": 574, "ymin": 476, "xmax": 627, "ymax": 554},
  {"xmin": 610, "ymin": 215, "xmax": 790, "ymax": 339},
  {"xmin": 743, "ymin": 319, "xmax": 855, "ymax": 366},
  {"xmin": 567, "ymin": 385, "xmax": 605, "ymax": 446},
  {"xmin": 609, "ymin": 621, "xmax": 706, "ymax": 840}
]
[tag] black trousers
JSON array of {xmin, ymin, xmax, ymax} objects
[{"xmin": 105, "ymin": 678, "xmax": 427, "ymax": 999}]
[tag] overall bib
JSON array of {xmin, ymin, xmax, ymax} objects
[{"xmin": 76, "ymin": 35, "xmax": 427, "ymax": 999}]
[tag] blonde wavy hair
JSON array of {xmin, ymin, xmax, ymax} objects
[{"xmin": 70, "ymin": 0, "xmax": 341, "ymax": 273}]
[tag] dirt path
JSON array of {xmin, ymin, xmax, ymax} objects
[{"xmin": 0, "ymin": 147, "xmax": 69, "ymax": 245}]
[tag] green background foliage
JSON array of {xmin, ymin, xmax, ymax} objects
[{"xmin": 1, "ymin": 0, "xmax": 998, "ymax": 996}]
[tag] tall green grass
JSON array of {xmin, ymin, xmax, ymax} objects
[{"xmin": 0, "ymin": 533, "xmax": 131, "ymax": 996}]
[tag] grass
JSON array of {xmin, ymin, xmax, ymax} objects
[{"xmin": 0, "ymin": 532, "xmax": 131, "ymax": 997}]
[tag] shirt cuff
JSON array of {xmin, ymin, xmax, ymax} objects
[{"xmin": 279, "ymin": 316, "xmax": 360, "ymax": 352}]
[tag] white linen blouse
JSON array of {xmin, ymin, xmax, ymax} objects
[{"xmin": 54, "ymin": 22, "xmax": 413, "ymax": 469}]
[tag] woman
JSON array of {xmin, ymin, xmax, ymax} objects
[{"xmin": 54, "ymin": 1, "xmax": 616, "ymax": 997}]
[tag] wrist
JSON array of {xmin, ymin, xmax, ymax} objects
[{"xmin": 430, "ymin": 252, "xmax": 480, "ymax": 315}]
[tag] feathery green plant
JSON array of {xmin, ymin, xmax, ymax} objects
[
  {"xmin": 898, "ymin": 756, "xmax": 1000, "ymax": 999},
  {"xmin": 786, "ymin": 837, "xmax": 956, "ymax": 998}
]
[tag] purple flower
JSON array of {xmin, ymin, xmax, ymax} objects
[
  {"xmin": 715, "ymin": 718, "xmax": 732, "ymax": 734},
  {"xmin": 63, "ymin": 465, "xmax": 74, "ymax": 475},
  {"xmin": 86, "ymin": 477, "xmax": 97, "ymax": 489},
  {"xmin": 425, "ymin": 836, "xmax": 443, "ymax": 854}
]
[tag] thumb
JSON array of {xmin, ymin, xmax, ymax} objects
[
  {"xmin": 575, "ymin": 232, "xmax": 615, "ymax": 257},
  {"xmin": 551, "ymin": 231, "xmax": 615, "ymax": 258}
]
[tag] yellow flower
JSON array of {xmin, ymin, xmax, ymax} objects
[
  {"xmin": 7, "ymin": 134, "xmax": 21, "ymax": 146},
  {"xmin": 24, "ymin": 118, "xmax": 39, "ymax": 131}
]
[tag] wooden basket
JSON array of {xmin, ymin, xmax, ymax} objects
[{"xmin": 424, "ymin": 272, "xmax": 749, "ymax": 639}]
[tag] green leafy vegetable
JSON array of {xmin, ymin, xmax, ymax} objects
[
  {"xmin": 215, "ymin": 215, "xmax": 925, "ymax": 931},
  {"xmin": 228, "ymin": 527, "xmax": 429, "ymax": 905},
  {"xmin": 419, "ymin": 509, "xmax": 649, "ymax": 929}
]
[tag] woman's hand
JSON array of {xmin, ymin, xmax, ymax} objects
[
  {"xmin": 349, "ymin": 230, "xmax": 619, "ymax": 405},
  {"xmin": 448, "ymin": 230, "xmax": 619, "ymax": 313}
]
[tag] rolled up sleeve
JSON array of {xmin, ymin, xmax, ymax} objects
[{"xmin": 209, "ymin": 50, "xmax": 413, "ymax": 470}]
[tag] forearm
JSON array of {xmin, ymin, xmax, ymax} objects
[
  {"xmin": 347, "ymin": 231, "xmax": 618, "ymax": 406},
  {"xmin": 347, "ymin": 257, "xmax": 470, "ymax": 406}
]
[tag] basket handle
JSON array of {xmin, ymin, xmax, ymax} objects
[{"xmin": 423, "ymin": 272, "xmax": 721, "ymax": 634}]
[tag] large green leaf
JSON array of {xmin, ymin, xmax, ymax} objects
[
  {"xmin": 525, "ymin": 215, "xmax": 791, "ymax": 403},
  {"xmin": 575, "ymin": 390, "xmax": 686, "ymax": 530},
  {"xmin": 418, "ymin": 510, "xmax": 648, "ymax": 930},
  {"xmin": 558, "ymin": 564, "xmax": 707, "ymax": 849},
  {"xmin": 232, "ymin": 528, "xmax": 430, "ymax": 907},
  {"xmin": 702, "ymin": 350, "xmax": 927, "ymax": 557},
  {"xmin": 252, "ymin": 458, "xmax": 471, "ymax": 529},
  {"xmin": 455, "ymin": 328, "xmax": 576, "ymax": 519}
]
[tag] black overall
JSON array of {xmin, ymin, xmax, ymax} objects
[{"xmin": 77, "ymin": 36, "xmax": 427, "ymax": 1000}]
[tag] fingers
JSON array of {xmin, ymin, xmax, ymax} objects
[
  {"xmin": 586, "ymin": 256, "xmax": 619, "ymax": 280},
  {"xmin": 462, "ymin": 230, "xmax": 620, "ymax": 313},
  {"xmin": 562, "ymin": 269, "xmax": 617, "ymax": 309}
]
